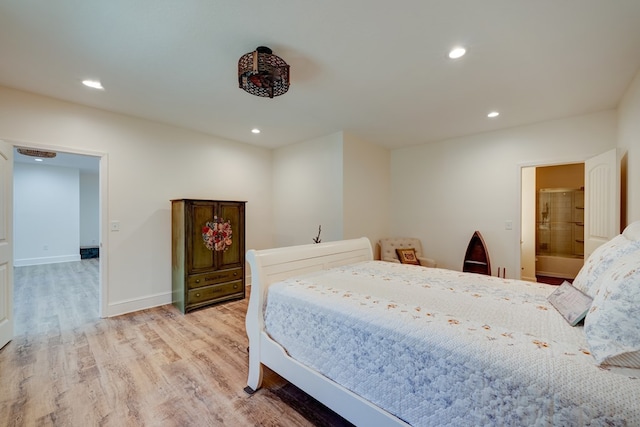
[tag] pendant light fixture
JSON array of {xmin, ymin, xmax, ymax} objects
[
  {"xmin": 17, "ymin": 148, "xmax": 57, "ymax": 158},
  {"xmin": 238, "ymin": 46, "xmax": 290, "ymax": 98}
]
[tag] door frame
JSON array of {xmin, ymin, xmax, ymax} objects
[
  {"xmin": 0, "ymin": 139, "xmax": 13, "ymax": 349},
  {"xmin": 11, "ymin": 140, "xmax": 108, "ymax": 318}
]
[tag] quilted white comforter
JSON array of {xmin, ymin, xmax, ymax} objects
[{"xmin": 263, "ymin": 261, "xmax": 640, "ymax": 426}]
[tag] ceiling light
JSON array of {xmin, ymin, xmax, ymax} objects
[
  {"xmin": 82, "ymin": 79, "xmax": 104, "ymax": 90},
  {"xmin": 251, "ymin": 128, "xmax": 261, "ymax": 134},
  {"xmin": 448, "ymin": 47, "xmax": 466, "ymax": 59},
  {"xmin": 238, "ymin": 46, "xmax": 290, "ymax": 98},
  {"xmin": 17, "ymin": 148, "xmax": 57, "ymax": 158},
  {"xmin": 487, "ymin": 111, "xmax": 500, "ymax": 118},
  {"xmin": 34, "ymin": 158, "xmax": 44, "ymax": 162}
]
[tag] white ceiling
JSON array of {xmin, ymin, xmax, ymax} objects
[{"xmin": 2, "ymin": 1, "xmax": 640, "ymax": 150}]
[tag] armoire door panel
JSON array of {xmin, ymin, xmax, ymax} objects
[
  {"xmin": 190, "ymin": 203, "xmax": 216, "ymax": 271},
  {"xmin": 219, "ymin": 203, "xmax": 244, "ymax": 268}
]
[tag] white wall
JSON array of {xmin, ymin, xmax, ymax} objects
[
  {"xmin": 80, "ymin": 171, "xmax": 99, "ymax": 247},
  {"xmin": 618, "ymin": 67, "xmax": 640, "ymax": 223},
  {"xmin": 272, "ymin": 131, "xmax": 391, "ymax": 251},
  {"xmin": 0, "ymin": 86, "xmax": 273, "ymax": 316},
  {"xmin": 391, "ymin": 110, "xmax": 617, "ymax": 277},
  {"xmin": 14, "ymin": 163, "xmax": 80, "ymax": 265},
  {"xmin": 272, "ymin": 132, "xmax": 344, "ymax": 247},
  {"xmin": 4, "ymin": 71, "xmax": 636, "ymax": 313},
  {"xmin": 343, "ymin": 132, "xmax": 390, "ymax": 256}
]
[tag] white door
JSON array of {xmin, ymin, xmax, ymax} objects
[
  {"xmin": 584, "ymin": 148, "xmax": 621, "ymax": 260},
  {"xmin": 0, "ymin": 140, "xmax": 13, "ymax": 349}
]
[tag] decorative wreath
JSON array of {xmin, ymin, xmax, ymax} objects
[{"xmin": 202, "ymin": 216, "xmax": 233, "ymax": 251}]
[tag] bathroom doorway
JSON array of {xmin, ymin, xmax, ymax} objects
[
  {"xmin": 520, "ymin": 148, "xmax": 622, "ymax": 284},
  {"xmin": 535, "ymin": 164, "xmax": 585, "ymax": 283},
  {"xmin": 521, "ymin": 163, "xmax": 584, "ymax": 283}
]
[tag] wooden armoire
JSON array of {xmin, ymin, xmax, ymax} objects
[{"xmin": 171, "ymin": 199, "xmax": 246, "ymax": 313}]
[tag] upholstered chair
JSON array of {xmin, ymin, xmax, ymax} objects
[{"xmin": 378, "ymin": 237, "xmax": 437, "ymax": 268}]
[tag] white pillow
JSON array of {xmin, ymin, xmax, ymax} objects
[
  {"xmin": 572, "ymin": 234, "xmax": 637, "ymax": 298},
  {"xmin": 584, "ymin": 250, "xmax": 640, "ymax": 367},
  {"xmin": 622, "ymin": 220, "xmax": 640, "ymax": 241}
]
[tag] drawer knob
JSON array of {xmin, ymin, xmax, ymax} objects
[
  {"xmin": 195, "ymin": 279, "xmax": 200, "ymax": 283},
  {"xmin": 233, "ymin": 272, "xmax": 237, "ymax": 276},
  {"xmin": 195, "ymin": 293, "xmax": 200, "ymax": 297}
]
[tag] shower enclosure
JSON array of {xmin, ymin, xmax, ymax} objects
[{"xmin": 536, "ymin": 188, "xmax": 584, "ymax": 279}]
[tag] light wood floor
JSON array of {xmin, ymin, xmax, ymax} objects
[
  {"xmin": 13, "ymin": 259, "xmax": 100, "ymax": 336},
  {"xmin": 1, "ymin": 261, "xmax": 352, "ymax": 427}
]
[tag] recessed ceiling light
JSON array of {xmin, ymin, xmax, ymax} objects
[
  {"xmin": 34, "ymin": 158, "xmax": 44, "ymax": 162},
  {"xmin": 448, "ymin": 47, "xmax": 466, "ymax": 59},
  {"xmin": 82, "ymin": 79, "xmax": 104, "ymax": 90},
  {"xmin": 487, "ymin": 111, "xmax": 500, "ymax": 118},
  {"xmin": 251, "ymin": 128, "xmax": 261, "ymax": 134}
]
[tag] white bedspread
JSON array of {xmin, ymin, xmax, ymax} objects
[{"xmin": 263, "ymin": 261, "xmax": 640, "ymax": 426}]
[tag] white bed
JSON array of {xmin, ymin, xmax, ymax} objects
[{"xmin": 245, "ymin": 229, "xmax": 640, "ymax": 426}]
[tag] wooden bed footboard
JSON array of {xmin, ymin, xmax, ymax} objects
[{"xmin": 244, "ymin": 238, "xmax": 410, "ymax": 426}]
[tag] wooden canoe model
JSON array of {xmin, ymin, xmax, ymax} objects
[{"xmin": 462, "ymin": 231, "xmax": 491, "ymax": 276}]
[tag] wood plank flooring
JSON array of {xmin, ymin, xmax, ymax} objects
[{"xmin": 1, "ymin": 261, "xmax": 353, "ymax": 427}]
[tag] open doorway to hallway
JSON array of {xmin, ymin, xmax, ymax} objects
[{"xmin": 13, "ymin": 148, "xmax": 101, "ymax": 334}]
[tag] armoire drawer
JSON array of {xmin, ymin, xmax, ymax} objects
[
  {"xmin": 187, "ymin": 281, "xmax": 243, "ymax": 305},
  {"xmin": 187, "ymin": 268, "xmax": 243, "ymax": 289}
]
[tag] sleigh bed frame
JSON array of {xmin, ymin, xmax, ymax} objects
[
  {"xmin": 242, "ymin": 228, "xmax": 640, "ymax": 426},
  {"xmin": 244, "ymin": 237, "xmax": 408, "ymax": 426}
]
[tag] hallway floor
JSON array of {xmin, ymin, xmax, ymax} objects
[{"xmin": 13, "ymin": 259, "xmax": 99, "ymax": 336}]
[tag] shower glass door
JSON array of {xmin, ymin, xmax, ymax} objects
[{"xmin": 536, "ymin": 188, "xmax": 584, "ymax": 257}]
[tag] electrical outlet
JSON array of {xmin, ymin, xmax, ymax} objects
[
  {"xmin": 505, "ymin": 220, "xmax": 513, "ymax": 230},
  {"xmin": 110, "ymin": 221, "xmax": 121, "ymax": 231}
]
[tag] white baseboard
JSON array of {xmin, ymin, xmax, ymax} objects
[
  {"xmin": 14, "ymin": 254, "xmax": 81, "ymax": 267},
  {"xmin": 106, "ymin": 292, "xmax": 172, "ymax": 317},
  {"xmin": 106, "ymin": 276, "xmax": 252, "ymax": 318}
]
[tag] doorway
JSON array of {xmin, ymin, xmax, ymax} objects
[
  {"xmin": 12, "ymin": 145, "xmax": 107, "ymax": 334},
  {"xmin": 520, "ymin": 148, "xmax": 622, "ymax": 283},
  {"xmin": 521, "ymin": 162, "xmax": 584, "ymax": 284},
  {"xmin": 535, "ymin": 164, "xmax": 585, "ymax": 283},
  {"xmin": 521, "ymin": 163, "xmax": 584, "ymax": 284}
]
